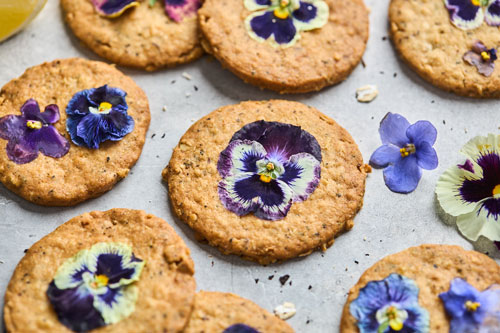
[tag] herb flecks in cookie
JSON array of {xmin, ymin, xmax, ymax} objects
[
  {"xmin": 244, "ymin": 0, "xmax": 329, "ymax": 47},
  {"xmin": 47, "ymin": 242, "xmax": 145, "ymax": 332},
  {"xmin": 66, "ymin": 85, "xmax": 135, "ymax": 149},
  {"xmin": 0, "ymin": 99, "xmax": 69, "ymax": 164},
  {"xmin": 217, "ymin": 120, "xmax": 322, "ymax": 221},
  {"xmin": 350, "ymin": 274, "xmax": 430, "ymax": 333},
  {"xmin": 224, "ymin": 323, "xmax": 260, "ymax": 333},
  {"xmin": 92, "ymin": 0, "xmax": 140, "ymax": 17},
  {"xmin": 464, "ymin": 41, "xmax": 498, "ymax": 77},
  {"xmin": 445, "ymin": 0, "xmax": 500, "ymax": 30}
]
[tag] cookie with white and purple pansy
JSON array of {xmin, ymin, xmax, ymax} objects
[
  {"xmin": 61, "ymin": 0, "xmax": 203, "ymax": 71},
  {"xmin": 0, "ymin": 58, "xmax": 150, "ymax": 206},
  {"xmin": 198, "ymin": 0, "xmax": 369, "ymax": 93},
  {"xmin": 390, "ymin": 0, "xmax": 500, "ymax": 98},
  {"xmin": 163, "ymin": 100, "xmax": 369, "ymax": 264},
  {"xmin": 340, "ymin": 244, "xmax": 500, "ymax": 332},
  {"xmin": 184, "ymin": 291, "xmax": 294, "ymax": 332},
  {"xmin": 3, "ymin": 209, "xmax": 196, "ymax": 333}
]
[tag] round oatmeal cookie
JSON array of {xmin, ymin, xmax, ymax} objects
[
  {"xmin": 3, "ymin": 209, "xmax": 196, "ymax": 333},
  {"xmin": 61, "ymin": 0, "xmax": 203, "ymax": 71},
  {"xmin": 0, "ymin": 58, "xmax": 150, "ymax": 206},
  {"xmin": 389, "ymin": 0, "xmax": 500, "ymax": 98},
  {"xmin": 184, "ymin": 291, "xmax": 294, "ymax": 333},
  {"xmin": 198, "ymin": 0, "xmax": 369, "ymax": 93},
  {"xmin": 163, "ymin": 100, "xmax": 369, "ymax": 265},
  {"xmin": 340, "ymin": 244, "xmax": 500, "ymax": 332}
]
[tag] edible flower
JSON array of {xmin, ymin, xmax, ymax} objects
[
  {"xmin": 66, "ymin": 85, "xmax": 134, "ymax": 149},
  {"xmin": 439, "ymin": 278, "xmax": 500, "ymax": 332},
  {"xmin": 217, "ymin": 120, "xmax": 322, "ymax": 221},
  {"xmin": 0, "ymin": 99, "xmax": 69, "ymax": 164},
  {"xmin": 369, "ymin": 113, "xmax": 438, "ymax": 194},
  {"xmin": 350, "ymin": 274, "xmax": 430, "ymax": 333},
  {"xmin": 463, "ymin": 40, "xmax": 498, "ymax": 77},
  {"xmin": 244, "ymin": 0, "xmax": 329, "ymax": 47},
  {"xmin": 91, "ymin": 0, "xmax": 140, "ymax": 17},
  {"xmin": 445, "ymin": 0, "xmax": 500, "ymax": 30},
  {"xmin": 224, "ymin": 324, "xmax": 260, "ymax": 332},
  {"xmin": 436, "ymin": 134, "xmax": 500, "ymax": 243},
  {"xmin": 47, "ymin": 242, "xmax": 145, "ymax": 332}
]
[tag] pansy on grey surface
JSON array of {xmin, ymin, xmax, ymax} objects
[
  {"xmin": 439, "ymin": 278, "xmax": 500, "ymax": 332},
  {"xmin": 217, "ymin": 120, "xmax": 322, "ymax": 221},
  {"xmin": 66, "ymin": 85, "xmax": 134, "ymax": 149},
  {"xmin": 0, "ymin": 99, "xmax": 69, "ymax": 164},
  {"xmin": 350, "ymin": 273, "xmax": 430, "ymax": 333},
  {"xmin": 224, "ymin": 323, "xmax": 260, "ymax": 333},
  {"xmin": 463, "ymin": 40, "xmax": 498, "ymax": 77},
  {"xmin": 369, "ymin": 113, "xmax": 438, "ymax": 194},
  {"xmin": 445, "ymin": 0, "xmax": 500, "ymax": 30},
  {"xmin": 436, "ymin": 134, "xmax": 500, "ymax": 244},
  {"xmin": 244, "ymin": 0, "xmax": 329, "ymax": 47},
  {"xmin": 47, "ymin": 242, "xmax": 145, "ymax": 332}
]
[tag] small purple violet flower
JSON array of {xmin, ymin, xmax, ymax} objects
[{"xmin": 463, "ymin": 40, "xmax": 498, "ymax": 77}]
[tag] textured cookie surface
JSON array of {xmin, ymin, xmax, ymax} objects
[
  {"xmin": 199, "ymin": 0, "xmax": 369, "ymax": 93},
  {"xmin": 164, "ymin": 100, "xmax": 368, "ymax": 264},
  {"xmin": 3, "ymin": 209, "xmax": 196, "ymax": 333},
  {"xmin": 0, "ymin": 58, "xmax": 150, "ymax": 206},
  {"xmin": 61, "ymin": 0, "xmax": 203, "ymax": 71},
  {"xmin": 340, "ymin": 244, "xmax": 500, "ymax": 332},
  {"xmin": 184, "ymin": 291, "xmax": 294, "ymax": 333},
  {"xmin": 390, "ymin": 0, "xmax": 500, "ymax": 98}
]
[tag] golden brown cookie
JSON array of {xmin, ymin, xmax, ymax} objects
[
  {"xmin": 184, "ymin": 291, "xmax": 294, "ymax": 333},
  {"xmin": 3, "ymin": 209, "xmax": 196, "ymax": 333},
  {"xmin": 0, "ymin": 58, "xmax": 150, "ymax": 206},
  {"xmin": 61, "ymin": 0, "xmax": 203, "ymax": 71},
  {"xmin": 389, "ymin": 0, "xmax": 500, "ymax": 98},
  {"xmin": 163, "ymin": 100, "xmax": 369, "ymax": 264},
  {"xmin": 340, "ymin": 244, "xmax": 500, "ymax": 332},
  {"xmin": 198, "ymin": 0, "xmax": 369, "ymax": 94}
]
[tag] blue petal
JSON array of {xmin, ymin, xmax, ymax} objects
[
  {"xmin": 104, "ymin": 110, "xmax": 135, "ymax": 140},
  {"xmin": 379, "ymin": 113, "xmax": 411, "ymax": 147},
  {"xmin": 486, "ymin": 0, "xmax": 500, "ymax": 26},
  {"xmin": 249, "ymin": 11, "xmax": 297, "ymax": 45},
  {"xmin": 76, "ymin": 113, "xmax": 108, "ymax": 149},
  {"xmin": 402, "ymin": 304, "xmax": 430, "ymax": 332},
  {"xmin": 88, "ymin": 85, "xmax": 127, "ymax": 110},
  {"xmin": 66, "ymin": 90, "xmax": 93, "ymax": 116},
  {"xmin": 224, "ymin": 324, "xmax": 260, "ymax": 333},
  {"xmin": 439, "ymin": 279, "xmax": 479, "ymax": 320},
  {"xmin": 383, "ymin": 155, "xmax": 422, "ymax": 193},
  {"xmin": 406, "ymin": 120, "xmax": 437, "ymax": 146},
  {"xmin": 369, "ymin": 144, "xmax": 402, "ymax": 169},
  {"xmin": 415, "ymin": 141, "xmax": 438, "ymax": 170},
  {"xmin": 292, "ymin": 1, "xmax": 317, "ymax": 22}
]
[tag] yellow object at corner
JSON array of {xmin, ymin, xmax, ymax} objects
[{"xmin": 0, "ymin": 0, "xmax": 47, "ymax": 42}]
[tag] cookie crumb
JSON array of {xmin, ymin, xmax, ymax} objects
[
  {"xmin": 185, "ymin": 92, "xmax": 192, "ymax": 98},
  {"xmin": 279, "ymin": 274, "xmax": 290, "ymax": 286},
  {"xmin": 162, "ymin": 105, "xmax": 167, "ymax": 112},
  {"xmin": 274, "ymin": 302, "xmax": 296, "ymax": 320},
  {"xmin": 356, "ymin": 85, "xmax": 378, "ymax": 103},
  {"xmin": 182, "ymin": 72, "xmax": 192, "ymax": 80}
]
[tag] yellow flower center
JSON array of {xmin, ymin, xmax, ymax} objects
[
  {"xmin": 274, "ymin": 7, "xmax": 289, "ymax": 19},
  {"xmin": 266, "ymin": 162, "xmax": 275, "ymax": 171},
  {"xmin": 465, "ymin": 300, "xmax": 481, "ymax": 312},
  {"xmin": 400, "ymin": 144, "xmax": 416, "ymax": 158},
  {"xmin": 98, "ymin": 102, "xmax": 112, "ymax": 113},
  {"xmin": 471, "ymin": 0, "xmax": 481, "ymax": 5},
  {"xmin": 493, "ymin": 185, "xmax": 500, "ymax": 196},
  {"xmin": 260, "ymin": 174, "xmax": 272, "ymax": 183},
  {"xmin": 481, "ymin": 51, "xmax": 491, "ymax": 61},
  {"xmin": 26, "ymin": 120, "xmax": 42, "ymax": 130},
  {"xmin": 91, "ymin": 274, "xmax": 109, "ymax": 288},
  {"xmin": 386, "ymin": 306, "xmax": 404, "ymax": 331}
]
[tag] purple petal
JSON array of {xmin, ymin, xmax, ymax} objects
[
  {"xmin": 6, "ymin": 138, "xmax": 38, "ymax": 164},
  {"xmin": 36, "ymin": 126, "xmax": 70, "ymax": 158},
  {"xmin": 218, "ymin": 174, "xmax": 261, "ymax": 217},
  {"xmin": 486, "ymin": 0, "xmax": 500, "ymax": 26},
  {"xmin": 292, "ymin": 1, "xmax": 317, "ymax": 22},
  {"xmin": 165, "ymin": 0, "xmax": 201, "ymax": 22},
  {"xmin": 406, "ymin": 120, "xmax": 437, "ymax": 146},
  {"xmin": 458, "ymin": 159, "xmax": 475, "ymax": 173},
  {"xmin": 445, "ymin": 0, "xmax": 484, "ymax": 30},
  {"xmin": 464, "ymin": 51, "xmax": 496, "ymax": 77},
  {"xmin": 0, "ymin": 115, "xmax": 27, "ymax": 141},
  {"xmin": 369, "ymin": 144, "xmax": 402, "ymax": 169},
  {"xmin": 217, "ymin": 140, "xmax": 267, "ymax": 178},
  {"xmin": 460, "ymin": 153, "xmax": 500, "ymax": 204},
  {"xmin": 74, "ymin": 112, "xmax": 134, "ymax": 149},
  {"xmin": 39, "ymin": 105, "xmax": 61, "ymax": 124},
  {"xmin": 224, "ymin": 324, "xmax": 259, "ymax": 333},
  {"xmin": 250, "ymin": 11, "xmax": 297, "ymax": 45},
  {"xmin": 104, "ymin": 110, "xmax": 135, "ymax": 140},
  {"xmin": 416, "ymin": 141, "xmax": 438, "ymax": 170},
  {"xmin": 280, "ymin": 152, "xmax": 321, "ymax": 202},
  {"xmin": 383, "ymin": 155, "xmax": 422, "ymax": 194},
  {"xmin": 20, "ymin": 99, "xmax": 41, "ymax": 119},
  {"xmin": 66, "ymin": 90, "xmax": 93, "ymax": 117},
  {"xmin": 88, "ymin": 85, "xmax": 127, "ymax": 110},
  {"xmin": 92, "ymin": 0, "xmax": 139, "ymax": 17},
  {"xmin": 496, "ymin": 241, "xmax": 500, "ymax": 251},
  {"xmin": 76, "ymin": 114, "xmax": 107, "ymax": 149},
  {"xmin": 379, "ymin": 113, "xmax": 410, "ymax": 147},
  {"xmin": 95, "ymin": 253, "xmax": 140, "ymax": 285}
]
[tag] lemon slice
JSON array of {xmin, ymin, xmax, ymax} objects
[{"xmin": 0, "ymin": 0, "xmax": 47, "ymax": 43}]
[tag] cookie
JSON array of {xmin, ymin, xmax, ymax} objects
[
  {"xmin": 389, "ymin": 0, "xmax": 500, "ymax": 98},
  {"xmin": 164, "ymin": 100, "xmax": 369, "ymax": 264},
  {"xmin": 0, "ymin": 58, "xmax": 150, "ymax": 206},
  {"xmin": 184, "ymin": 291, "xmax": 294, "ymax": 333},
  {"xmin": 3, "ymin": 209, "xmax": 196, "ymax": 333},
  {"xmin": 61, "ymin": 0, "xmax": 203, "ymax": 71},
  {"xmin": 340, "ymin": 244, "xmax": 500, "ymax": 332},
  {"xmin": 198, "ymin": 0, "xmax": 369, "ymax": 94}
]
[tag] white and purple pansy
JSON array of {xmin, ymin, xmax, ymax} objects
[
  {"xmin": 436, "ymin": 134, "xmax": 500, "ymax": 244},
  {"xmin": 244, "ymin": 0, "xmax": 329, "ymax": 47},
  {"xmin": 463, "ymin": 40, "xmax": 498, "ymax": 77},
  {"xmin": 217, "ymin": 121, "xmax": 322, "ymax": 221},
  {"xmin": 47, "ymin": 242, "xmax": 145, "ymax": 332},
  {"xmin": 445, "ymin": 0, "xmax": 500, "ymax": 30},
  {"xmin": 224, "ymin": 324, "xmax": 260, "ymax": 332}
]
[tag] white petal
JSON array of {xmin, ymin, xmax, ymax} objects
[
  {"xmin": 435, "ymin": 165, "xmax": 479, "ymax": 216},
  {"xmin": 93, "ymin": 285, "xmax": 139, "ymax": 325},
  {"xmin": 293, "ymin": 0, "xmax": 329, "ymax": 32},
  {"xmin": 457, "ymin": 205, "xmax": 500, "ymax": 241}
]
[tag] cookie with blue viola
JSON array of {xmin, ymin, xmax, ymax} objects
[
  {"xmin": 390, "ymin": 0, "xmax": 500, "ymax": 98},
  {"xmin": 198, "ymin": 0, "xmax": 369, "ymax": 93},
  {"xmin": 3, "ymin": 209, "xmax": 196, "ymax": 333},
  {"xmin": 163, "ymin": 100, "xmax": 369, "ymax": 264},
  {"xmin": 61, "ymin": 0, "xmax": 203, "ymax": 71},
  {"xmin": 340, "ymin": 244, "xmax": 500, "ymax": 332}
]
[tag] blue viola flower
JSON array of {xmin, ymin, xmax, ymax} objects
[
  {"xmin": 439, "ymin": 278, "xmax": 500, "ymax": 332},
  {"xmin": 0, "ymin": 99, "xmax": 69, "ymax": 164},
  {"xmin": 66, "ymin": 85, "xmax": 134, "ymax": 149},
  {"xmin": 350, "ymin": 274, "xmax": 430, "ymax": 333},
  {"xmin": 47, "ymin": 242, "xmax": 145, "ymax": 332},
  {"xmin": 217, "ymin": 121, "xmax": 322, "ymax": 221},
  {"xmin": 445, "ymin": 0, "xmax": 500, "ymax": 30},
  {"xmin": 244, "ymin": 0, "xmax": 329, "ymax": 47},
  {"xmin": 224, "ymin": 323, "xmax": 260, "ymax": 333},
  {"xmin": 369, "ymin": 113, "xmax": 438, "ymax": 194},
  {"xmin": 463, "ymin": 40, "xmax": 498, "ymax": 77}
]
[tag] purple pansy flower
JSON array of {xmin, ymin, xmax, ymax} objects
[
  {"xmin": 224, "ymin": 324, "xmax": 260, "ymax": 333},
  {"xmin": 445, "ymin": 0, "xmax": 500, "ymax": 30},
  {"xmin": 47, "ymin": 243, "xmax": 145, "ymax": 332},
  {"xmin": 496, "ymin": 241, "xmax": 500, "ymax": 250},
  {"xmin": 370, "ymin": 113, "xmax": 438, "ymax": 194},
  {"xmin": 66, "ymin": 85, "xmax": 134, "ymax": 149},
  {"xmin": 463, "ymin": 40, "xmax": 498, "ymax": 77},
  {"xmin": 439, "ymin": 278, "xmax": 500, "ymax": 332},
  {"xmin": 0, "ymin": 99, "xmax": 69, "ymax": 164},
  {"xmin": 350, "ymin": 274, "xmax": 430, "ymax": 333},
  {"xmin": 244, "ymin": 0, "xmax": 329, "ymax": 47},
  {"xmin": 217, "ymin": 121, "xmax": 322, "ymax": 221},
  {"xmin": 91, "ymin": 0, "xmax": 140, "ymax": 17}
]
